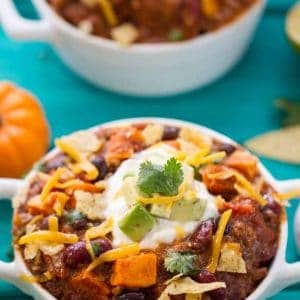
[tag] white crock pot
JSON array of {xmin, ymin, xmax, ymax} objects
[
  {"xmin": 0, "ymin": 1, "xmax": 265, "ymax": 96},
  {"xmin": 0, "ymin": 118, "xmax": 300, "ymax": 299}
]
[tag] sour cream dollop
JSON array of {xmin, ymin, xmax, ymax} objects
[{"xmin": 102, "ymin": 144, "xmax": 218, "ymax": 249}]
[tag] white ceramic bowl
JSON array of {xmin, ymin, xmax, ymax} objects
[
  {"xmin": 0, "ymin": 0, "xmax": 265, "ymax": 96},
  {"xmin": 0, "ymin": 118, "xmax": 300, "ymax": 299}
]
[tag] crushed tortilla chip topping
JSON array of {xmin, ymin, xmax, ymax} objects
[
  {"xmin": 216, "ymin": 242, "xmax": 247, "ymax": 273},
  {"xmin": 159, "ymin": 277, "xmax": 226, "ymax": 300}
]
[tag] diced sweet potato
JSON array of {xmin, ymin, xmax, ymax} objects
[
  {"xmin": 70, "ymin": 270, "xmax": 110, "ymax": 298},
  {"xmin": 224, "ymin": 150, "xmax": 258, "ymax": 180},
  {"xmin": 105, "ymin": 127, "xmax": 144, "ymax": 165},
  {"xmin": 27, "ymin": 195, "xmax": 54, "ymax": 215},
  {"xmin": 111, "ymin": 253, "xmax": 157, "ymax": 288},
  {"xmin": 201, "ymin": 165, "xmax": 237, "ymax": 200}
]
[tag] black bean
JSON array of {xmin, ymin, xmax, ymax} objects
[
  {"xmin": 162, "ymin": 126, "xmax": 180, "ymax": 140},
  {"xmin": 217, "ymin": 143, "xmax": 236, "ymax": 155},
  {"xmin": 91, "ymin": 238, "xmax": 112, "ymax": 257},
  {"xmin": 66, "ymin": 211, "xmax": 87, "ymax": 230},
  {"xmin": 117, "ymin": 292, "xmax": 145, "ymax": 300},
  {"xmin": 40, "ymin": 217, "xmax": 49, "ymax": 230},
  {"xmin": 63, "ymin": 241, "xmax": 91, "ymax": 268},
  {"xmin": 42, "ymin": 153, "xmax": 68, "ymax": 172},
  {"xmin": 91, "ymin": 155, "xmax": 108, "ymax": 180}
]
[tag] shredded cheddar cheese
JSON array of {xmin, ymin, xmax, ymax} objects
[
  {"xmin": 179, "ymin": 127, "xmax": 211, "ymax": 149},
  {"xmin": 52, "ymin": 192, "xmax": 69, "ymax": 217},
  {"xmin": 55, "ymin": 179, "xmax": 83, "ymax": 189},
  {"xmin": 55, "ymin": 138, "xmax": 99, "ymax": 180},
  {"xmin": 195, "ymin": 151, "xmax": 226, "ymax": 166},
  {"xmin": 48, "ymin": 216, "xmax": 59, "ymax": 232},
  {"xmin": 85, "ymin": 218, "xmax": 114, "ymax": 259},
  {"xmin": 27, "ymin": 215, "xmax": 43, "ymax": 226},
  {"xmin": 279, "ymin": 190, "xmax": 300, "ymax": 201},
  {"xmin": 19, "ymin": 274, "xmax": 37, "ymax": 283},
  {"xmin": 98, "ymin": 0, "xmax": 118, "ymax": 26},
  {"xmin": 185, "ymin": 147, "xmax": 210, "ymax": 166},
  {"xmin": 40, "ymin": 168, "xmax": 65, "ymax": 202},
  {"xmin": 18, "ymin": 231, "xmax": 78, "ymax": 245},
  {"xmin": 175, "ymin": 151, "xmax": 187, "ymax": 161},
  {"xmin": 137, "ymin": 184, "xmax": 186, "ymax": 205},
  {"xmin": 87, "ymin": 243, "xmax": 140, "ymax": 272},
  {"xmin": 175, "ymin": 226, "xmax": 186, "ymax": 240},
  {"xmin": 207, "ymin": 209, "xmax": 232, "ymax": 273},
  {"xmin": 232, "ymin": 170, "xmax": 267, "ymax": 206}
]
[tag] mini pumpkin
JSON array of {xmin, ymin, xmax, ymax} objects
[{"xmin": 0, "ymin": 82, "xmax": 50, "ymax": 178}]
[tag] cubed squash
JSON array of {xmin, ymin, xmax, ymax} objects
[
  {"xmin": 224, "ymin": 150, "xmax": 258, "ymax": 180},
  {"xmin": 111, "ymin": 253, "xmax": 157, "ymax": 287}
]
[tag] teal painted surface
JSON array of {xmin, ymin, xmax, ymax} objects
[{"xmin": 0, "ymin": 0, "xmax": 300, "ymax": 299}]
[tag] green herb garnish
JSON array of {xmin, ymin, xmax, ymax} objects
[
  {"xmin": 137, "ymin": 158, "xmax": 184, "ymax": 197},
  {"xmin": 164, "ymin": 252, "xmax": 199, "ymax": 275}
]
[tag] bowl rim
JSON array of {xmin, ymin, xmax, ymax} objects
[
  {"xmin": 11, "ymin": 117, "xmax": 287, "ymax": 300},
  {"xmin": 35, "ymin": 0, "xmax": 265, "ymax": 53}
]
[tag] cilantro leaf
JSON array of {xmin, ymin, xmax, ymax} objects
[
  {"xmin": 137, "ymin": 158, "xmax": 184, "ymax": 197},
  {"xmin": 164, "ymin": 251, "xmax": 199, "ymax": 275}
]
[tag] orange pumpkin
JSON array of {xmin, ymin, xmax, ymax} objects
[{"xmin": 0, "ymin": 82, "xmax": 50, "ymax": 178}]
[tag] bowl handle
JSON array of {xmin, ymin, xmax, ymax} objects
[
  {"xmin": 273, "ymin": 179, "xmax": 300, "ymax": 292},
  {"xmin": 0, "ymin": 178, "xmax": 23, "ymax": 283},
  {"xmin": 0, "ymin": 0, "xmax": 53, "ymax": 42}
]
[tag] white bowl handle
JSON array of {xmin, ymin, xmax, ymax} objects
[
  {"xmin": 0, "ymin": 178, "xmax": 23, "ymax": 283},
  {"xmin": 0, "ymin": 0, "xmax": 54, "ymax": 42},
  {"xmin": 275, "ymin": 179, "xmax": 300, "ymax": 291}
]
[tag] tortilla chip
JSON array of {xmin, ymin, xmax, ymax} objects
[
  {"xmin": 159, "ymin": 277, "xmax": 226, "ymax": 300},
  {"xmin": 245, "ymin": 126, "xmax": 300, "ymax": 164},
  {"xmin": 216, "ymin": 242, "xmax": 247, "ymax": 274},
  {"xmin": 61, "ymin": 131, "xmax": 103, "ymax": 154}
]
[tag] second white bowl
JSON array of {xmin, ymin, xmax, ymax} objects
[{"xmin": 0, "ymin": 0, "xmax": 265, "ymax": 96}]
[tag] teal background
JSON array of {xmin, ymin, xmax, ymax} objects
[{"xmin": 0, "ymin": 0, "xmax": 300, "ymax": 298}]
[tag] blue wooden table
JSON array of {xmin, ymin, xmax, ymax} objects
[{"xmin": 0, "ymin": 0, "xmax": 300, "ymax": 298}]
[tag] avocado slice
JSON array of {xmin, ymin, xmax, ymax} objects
[
  {"xmin": 119, "ymin": 204, "xmax": 156, "ymax": 242},
  {"xmin": 150, "ymin": 203, "xmax": 173, "ymax": 218},
  {"xmin": 119, "ymin": 176, "xmax": 139, "ymax": 206},
  {"xmin": 170, "ymin": 198, "xmax": 207, "ymax": 222}
]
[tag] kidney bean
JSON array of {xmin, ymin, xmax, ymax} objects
[
  {"xmin": 91, "ymin": 238, "xmax": 112, "ymax": 256},
  {"xmin": 117, "ymin": 292, "xmax": 145, "ymax": 300},
  {"xmin": 162, "ymin": 126, "xmax": 180, "ymax": 140},
  {"xmin": 91, "ymin": 155, "xmax": 108, "ymax": 180},
  {"xmin": 195, "ymin": 269, "xmax": 226, "ymax": 300},
  {"xmin": 190, "ymin": 218, "xmax": 216, "ymax": 251},
  {"xmin": 63, "ymin": 241, "xmax": 91, "ymax": 268}
]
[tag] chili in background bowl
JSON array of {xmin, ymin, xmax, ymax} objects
[
  {"xmin": 0, "ymin": 118, "xmax": 300, "ymax": 300},
  {"xmin": 0, "ymin": 0, "xmax": 265, "ymax": 96}
]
